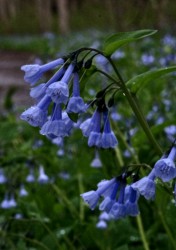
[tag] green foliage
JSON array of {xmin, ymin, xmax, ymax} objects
[
  {"xmin": 1, "ymin": 30, "xmax": 176, "ymax": 250},
  {"xmin": 103, "ymin": 30, "xmax": 157, "ymax": 56},
  {"xmin": 126, "ymin": 66, "xmax": 176, "ymax": 94}
]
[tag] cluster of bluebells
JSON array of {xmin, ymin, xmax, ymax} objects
[
  {"xmin": 81, "ymin": 146, "xmax": 176, "ymax": 220},
  {"xmin": 20, "ymin": 52, "xmax": 118, "ymax": 149}
]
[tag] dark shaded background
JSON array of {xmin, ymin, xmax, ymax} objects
[{"xmin": 0, "ymin": 0, "xmax": 176, "ymax": 35}]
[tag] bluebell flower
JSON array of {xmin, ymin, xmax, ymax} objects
[
  {"xmin": 62, "ymin": 111, "xmax": 74, "ymax": 135},
  {"xmin": 1, "ymin": 193, "xmax": 10, "ymax": 209},
  {"xmin": 131, "ymin": 169, "xmax": 156, "ymax": 200},
  {"xmin": 154, "ymin": 146, "xmax": 176, "ymax": 182},
  {"xmin": 21, "ymin": 58, "xmax": 64, "ymax": 85},
  {"xmin": 79, "ymin": 118, "xmax": 93, "ymax": 137},
  {"xmin": 0, "ymin": 169, "xmax": 7, "ymax": 184},
  {"xmin": 90, "ymin": 150, "xmax": 102, "ymax": 168},
  {"xmin": 40, "ymin": 104, "xmax": 68, "ymax": 138},
  {"xmin": 66, "ymin": 72, "xmax": 86, "ymax": 113},
  {"xmin": 101, "ymin": 110, "xmax": 118, "ymax": 148},
  {"xmin": 88, "ymin": 110, "xmax": 102, "ymax": 147},
  {"xmin": 20, "ymin": 95, "xmax": 51, "ymax": 127},
  {"xmin": 99, "ymin": 179, "xmax": 120, "ymax": 213},
  {"xmin": 8, "ymin": 194, "xmax": 17, "ymax": 208},
  {"xmin": 26, "ymin": 169, "xmax": 35, "ymax": 183},
  {"xmin": 38, "ymin": 165, "xmax": 49, "ymax": 184},
  {"xmin": 124, "ymin": 186, "xmax": 139, "ymax": 216},
  {"xmin": 19, "ymin": 184, "xmax": 28, "ymax": 197},
  {"xmin": 46, "ymin": 64, "xmax": 75, "ymax": 104},
  {"xmin": 96, "ymin": 220, "xmax": 107, "ymax": 229},
  {"xmin": 109, "ymin": 180, "xmax": 127, "ymax": 219},
  {"xmin": 81, "ymin": 178, "xmax": 117, "ymax": 210},
  {"xmin": 30, "ymin": 67, "xmax": 65, "ymax": 100},
  {"xmin": 99, "ymin": 211, "xmax": 111, "ymax": 221}
]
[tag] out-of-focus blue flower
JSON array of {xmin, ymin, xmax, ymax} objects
[
  {"xmin": 8, "ymin": 194, "xmax": 17, "ymax": 208},
  {"xmin": 67, "ymin": 72, "xmax": 86, "ymax": 113},
  {"xmin": 0, "ymin": 169, "xmax": 7, "ymax": 184},
  {"xmin": 90, "ymin": 150, "xmax": 102, "ymax": 168},
  {"xmin": 19, "ymin": 184, "xmax": 28, "ymax": 197},
  {"xmin": 154, "ymin": 146, "xmax": 176, "ymax": 182},
  {"xmin": 20, "ymin": 95, "xmax": 51, "ymax": 127},
  {"xmin": 38, "ymin": 165, "xmax": 49, "ymax": 184},
  {"xmin": 96, "ymin": 220, "xmax": 107, "ymax": 229},
  {"xmin": 46, "ymin": 64, "xmax": 75, "ymax": 104},
  {"xmin": 1, "ymin": 193, "xmax": 10, "ymax": 209},
  {"xmin": 141, "ymin": 54, "xmax": 155, "ymax": 65},
  {"xmin": 26, "ymin": 169, "xmax": 35, "ymax": 183},
  {"xmin": 131, "ymin": 169, "xmax": 156, "ymax": 200},
  {"xmin": 21, "ymin": 58, "xmax": 64, "ymax": 85}
]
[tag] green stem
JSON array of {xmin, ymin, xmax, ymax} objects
[
  {"xmin": 78, "ymin": 173, "xmax": 85, "ymax": 221},
  {"xmin": 107, "ymin": 56, "xmax": 162, "ymax": 156},
  {"xmin": 158, "ymin": 208, "xmax": 176, "ymax": 249},
  {"xmin": 136, "ymin": 215, "xmax": 150, "ymax": 250}
]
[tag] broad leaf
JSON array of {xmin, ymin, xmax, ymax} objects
[
  {"xmin": 103, "ymin": 29, "xmax": 157, "ymax": 55},
  {"xmin": 126, "ymin": 66, "xmax": 176, "ymax": 94}
]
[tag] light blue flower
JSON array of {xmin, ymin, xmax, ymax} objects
[
  {"xmin": 38, "ymin": 165, "xmax": 49, "ymax": 184},
  {"xmin": 131, "ymin": 169, "xmax": 156, "ymax": 200},
  {"xmin": 154, "ymin": 147, "xmax": 176, "ymax": 182},
  {"xmin": 19, "ymin": 184, "xmax": 28, "ymax": 197},
  {"xmin": 21, "ymin": 58, "xmax": 64, "ymax": 85},
  {"xmin": 101, "ymin": 110, "xmax": 118, "ymax": 148},
  {"xmin": 96, "ymin": 220, "xmax": 107, "ymax": 229},
  {"xmin": 20, "ymin": 95, "xmax": 51, "ymax": 127},
  {"xmin": 66, "ymin": 73, "xmax": 86, "ymax": 113},
  {"xmin": 125, "ymin": 186, "xmax": 139, "ymax": 216},
  {"xmin": 88, "ymin": 110, "xmax": 102, "ymax": 147},
  {"xmin": 40, "ymin": 104, "xmax": 68, "ymax": 138},
  {"xmin": 46, "ymin": 64, "xmax": 75, "ymax": 104},
  {"xmin": 81, "ymin": 178, "xmax": 117, "ymax": 210},
  {"xmin": 109, "ymin": 180, "xmax": 127, "ymax": 219},
  {"xmin": 90, "ymin": 150, "xmax": 102, "ymax": 168},
  {"xmin": 0, "ymin": 169, "xmax": 7, "ymax": 184}
]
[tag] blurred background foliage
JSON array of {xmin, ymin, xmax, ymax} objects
[
  {"xmin": 0, "ymin": 0, "xmax": 176, "ymax": 35},
  {"xmin": 0, "ymin": 1, "xmax": 176, "ymax": 250}
]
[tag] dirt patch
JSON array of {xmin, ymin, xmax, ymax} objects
[{"xmin": 0, "ymin": 51, "xmax": 37, "ymax": 112}]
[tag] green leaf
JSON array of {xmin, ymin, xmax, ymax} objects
[
  {"xmin": 103, "ymin": 29, "xmax": 157, "ymax": 55},
  {"xmin": 67, "ymin": 112, "xmax": 79, "ymax": 122},
  {"xmin": 126, "ymin": 66, "xmax": 176, "ymax": 94}
]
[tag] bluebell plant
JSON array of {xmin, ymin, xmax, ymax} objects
[{"xmin": 20, "ymin": 29, "xmax": 176, "ymax": 229}]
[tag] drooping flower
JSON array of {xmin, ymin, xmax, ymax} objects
[
  {"xmin": 80, "ymin": 177, "xmax": 117, "ymax": 210},
  {"xmin": 101, "ymin": 110, "xmax": 118, "ymax": 148},
  {"xmin": 40, "ymin": 103, "xmax": 68, "ymax": 138},
  {"xmin": 66, "ymin": 72, "xmax": 87, "ymax": 113},
  {"xmin": 20, "ymin": 95, "xmax": 51, "ymax": 127},
  {"xmin": 90, "ymin": 150, "xmax": 102, "ymax": 168},
  {"xmin": 46, "ymin": 63, "xmax": 75, "ymax": 104},
  {"xmin": 19, "ymin": 184, "xmax": 28, "ymax": 197},
  {"xmin": 154, "ymin": 146, "xmax": 176, "ymax": 182},
  {"xmin": 88, "ymin": 110, "xmax": 102, "ymax": 147},
  {"xmin": 30, "ymin": 67, "xmax": 66, "ymax": 100},
  {"xmin": 26, "ymin": 168, "xmax": 35, "ymax": 183},
  {"xmin": 124, "ymin": 185, "xmax": 139, "ymax": 216},
  {"xmin": 21, "ymin": 58, "xmax": 64, "ymax": 85},
  {"xmin": 109, "ymin": 179, "xmax": 127, "ymax": 219},
  {"xmin": 38, "ymin": 165, "xmax": 49, "ymax": 184},
  {"xmin": 131, "ymin": 169, "xmax": 156, "ymax": 200},
  {"xmin": 0, "ymin": 169, "xmax": 7, "ymax": 184}
]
